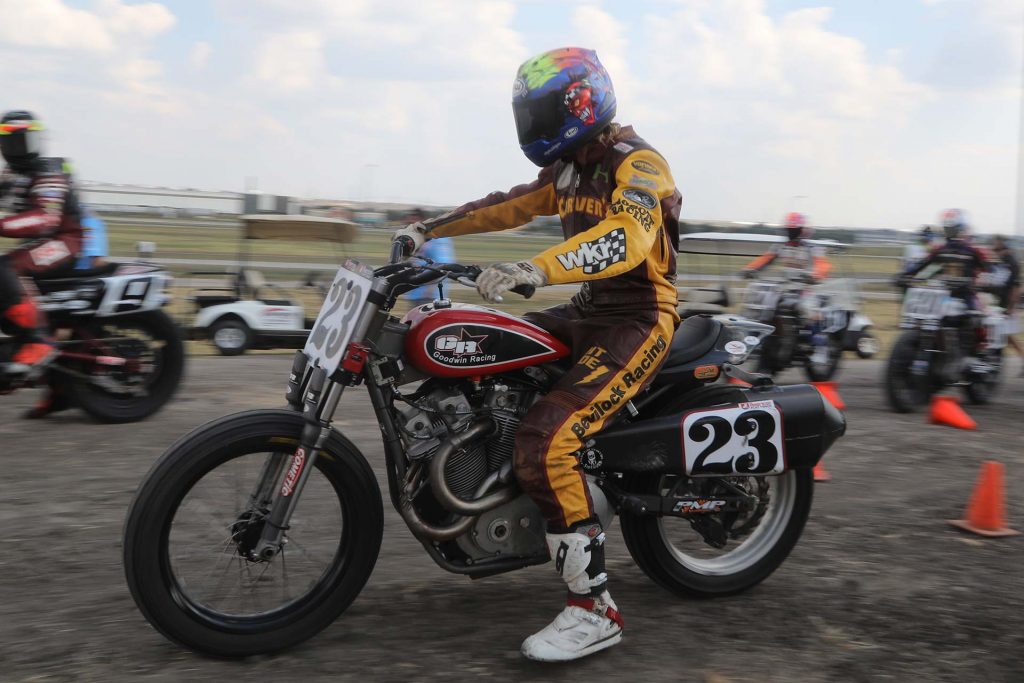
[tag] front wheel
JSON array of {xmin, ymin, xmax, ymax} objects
[
  {"xmin": 123, "ymin": 409, "xmax": 383, "ymax": 657},
  {"xmin": 621, "ymin": 470, "xmax": 813, "ymax": 597},
  {"xmin": 804, "ymin": 333, "xmax": 843, "ymax": 382},
  {"xmin": 885, "ymin": 330, "xmax": 930, "ymax": 413},
  {"xmin": 68, "ymin": 309, "xmax": 185, "ymax": 423},
  {"xmin": 964, "ymin": 348, "xmax": 1002, "ymax": 405}
]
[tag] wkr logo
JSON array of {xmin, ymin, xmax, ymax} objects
[{"xmin": 556, "ymin": 228, "xmax": 627, "ymax": 274}]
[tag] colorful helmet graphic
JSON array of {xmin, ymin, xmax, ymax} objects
[
  {"xmin": 783, "ymin": 211, "xmax": 810, "ymax": 241},
  {"xmin": 0, "ymin": 110, "xmax": 44, "ymax": 170},
  {"xmin": 939, "ymin": 208, "xmax": 969, "ymax": 239},
  {"xmin": 511, "ymin": 47, "xmax": 616, "ymax": 167}
]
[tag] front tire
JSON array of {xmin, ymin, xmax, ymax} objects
[
  {"xmin": 804, "ymin": 333, "xmax": 843, "ymax": 382},
  {"xmin": 123, "ymin": 409, "xmax": 383, "ymax": 657},
  {"xmin": 885, "ymin": 330, "xmax": 929, "ymax": 413}
]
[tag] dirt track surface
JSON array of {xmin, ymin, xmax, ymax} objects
[{"xmin": 1, "ymin": 355, "xmax": 1022, "ymax": 683}]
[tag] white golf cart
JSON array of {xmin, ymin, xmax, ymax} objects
[
  {"xmin": 677, "ymin": 232, "xmax": 879, "ymax": 370},
  {"xmin": 187, "ymin": 214, "xmax": 359, "ymax": 355}
]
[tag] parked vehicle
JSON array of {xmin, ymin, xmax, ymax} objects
[
  {"xmin": 186, "ymin": 214, "xmax": 358, "ymax": 355},
  {"xmin": 886, "ymin": 275, "xmax": 1005, "ymax": 412},
  {"xmin": 123, "ymin": 243, "xmax": 846, "ymax": 657},
  {"xmin": 3, "ymin": 261, "xmax": 184, "ymax": 422}
]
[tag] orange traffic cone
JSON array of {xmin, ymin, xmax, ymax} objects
[
  {"xmin": 812, "ymin": 381, "xmax": 845, "ymax": 410},
  {"xmin": 947, "ymin": 461, "xmax": 1019, "ymax": 537},
  {"xmin": 928, "ymin": 395, "xmax": 977, "ymax": 430},
  {"xmin": 813, "ymin": 461, "xmax": 831, "ymax": 482},
  {"xmin": 727, "ymin": 376, "xmax": 751, "ymax": 387}
]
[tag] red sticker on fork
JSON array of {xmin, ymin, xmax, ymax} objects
[{"xmin": 280, "ymin": 447, "xmax": 306, "ymax": 497}]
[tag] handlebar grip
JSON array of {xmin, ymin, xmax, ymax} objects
[
  {"xmin": 511, "ymin": 284, "xmax": 535, "ymax": 299},
  {"xmin": 390, "ymin": 237, "xmax": 412, "ymax": 265}
]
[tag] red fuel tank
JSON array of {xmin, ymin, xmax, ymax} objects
[{"xmin": 402, "ymin": 302, "xmax": 570, "ymax": 378}]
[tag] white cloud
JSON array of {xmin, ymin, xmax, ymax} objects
[
  {"xmin": 0, "ymin": 0, "xmax": 114, "ymax": 51},
  {"xmin": 190, "ymin": 41, "xmax": 212, "ymax": 70},
  {"xmin": 254, "ymin": 31, "xmax": 327, "ymax": 92}
]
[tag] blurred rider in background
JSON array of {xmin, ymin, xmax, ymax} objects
[
  {"xmin": 0, "ymin": 111, "xmax": 82, "ymax": 376},
  {"xmin": 393, "ymin": 47, "xmax": 681, "ymax": 661},
  {"xmin": 897, "ymin": 209, "xmax": 991, "ymax": 307},
  {"xmin": 404, "ymin": 207, "xmax": 454, "ymax": 307},
  {"xmin": 740, "ymin": 212, "xmax": 830, "ymax": 283},
  {"xmin": 988, "ymin": 235, "xmax": 1022, "ymax": 371},
  {"xmin": 902, "ymin": 225, "xmax": 937, "ymax": 271}
]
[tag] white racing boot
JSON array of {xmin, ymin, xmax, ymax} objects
[{"xmin": 521, "ymin": 522, "xmax": 624, "ymax": 662}]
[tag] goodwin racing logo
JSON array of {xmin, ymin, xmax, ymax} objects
[{"xmin": 434, "ymin": 328, "xmax": 487, "ymax": 356}]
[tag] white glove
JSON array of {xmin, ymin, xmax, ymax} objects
[
  {"xmin": 476, "ymin": 261, "xmax": 547, "ymax": 303},
  {"xmin": 392, "ymin": 222, "xmax": 429, "ymax": 256}
]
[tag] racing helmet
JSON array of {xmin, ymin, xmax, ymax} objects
[
  {"xmin": 512, "ymin": 47, "xmax": 617, "ymax": 167},
  {"xmin": 0, "ymin": 110, "xmax": 44, "ymax": 171},
  {"xmin": 783, "ymin": 212, "xmax": 810, "ymax": 242},
  {"xmin": 939, "ymin": 208, "xmax": 969, "ymax": 239}
]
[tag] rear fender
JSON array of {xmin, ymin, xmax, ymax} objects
[{"xmin": 582, "ymin": 383, "xmax": 845, "ymax": 476}]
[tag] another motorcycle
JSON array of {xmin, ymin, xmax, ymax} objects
[
  {"xmin": 742, "ymin": 268, "xmax": 854, "ymax": 381},
  {"xmin": 123, "ymin": 249, "xmax": 845, "ymax": 657},
  {"xmin": 886, "ymin": 275, "xmax": 1005, "ymax": 412},
  {"xmin": 1, "ymin": 261, "xmax": 185, "ymax": 422}
]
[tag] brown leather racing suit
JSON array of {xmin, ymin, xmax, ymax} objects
[{"xmin": 423, "ymin": 125, "xmax": 681, "ymax": 531}]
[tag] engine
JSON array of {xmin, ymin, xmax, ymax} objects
[{"xmin": 396, "ymin": 380, "xmax": 534, "ymax": 500}]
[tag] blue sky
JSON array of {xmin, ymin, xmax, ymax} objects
[{"xmin": 2, "ymin": 0, "xmax": 1022, "ymax": 231}]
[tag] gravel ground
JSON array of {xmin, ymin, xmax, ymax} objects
[{"xmin": 1, "ymin": 355, "xmax": 1022, "ymax": 683}]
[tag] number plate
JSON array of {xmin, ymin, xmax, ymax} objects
[
  {"xmin": 901, "ymin": 287, "xmax": 948, "ymax": 320},
  {"xmin": 682, "ymin": 401, "xmax": 785, "ymax": 476},
  {"xmin": 303, "ymin": 261, "xmax": 373, "ymax": 375}
]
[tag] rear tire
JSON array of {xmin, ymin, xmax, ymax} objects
[
  {"xmin": 123, "ymin": 410, "xmax": 383, "ymax": 657},
  {"xmin": 964, "ymin": 348, "xmax": 1002, "ymax": 405},
  {"xmin": 71, "ymin": 310, "xmax": 185, "ymax": 423},
  {"xmin": 621, "ymin": 384, "xmax": 814, "ymax": 598},
  {"xmin": 211, "ymin": 317, "xmax": 251, "ymax": 356}
]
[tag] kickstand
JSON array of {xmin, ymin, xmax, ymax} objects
[{"xmin": 722, "ymin": 363, "xmax": 775, "ymax": 389}]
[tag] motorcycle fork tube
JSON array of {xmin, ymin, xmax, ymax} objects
[{"xmin": 254, "ymin": 368, "xmax": 345, "ymax": 560}]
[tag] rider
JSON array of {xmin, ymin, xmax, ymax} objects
[
  {"xmin": 0, "ymin": 111, "xmax": 83, "ymax": 375},
  {"xmin": 902, "ymin": 225, "xmax": 937, "ymax": 271},
  {"xmin": 897, "ymin": 209, "xmax": 991, "ymax": 305},
  {"xmin": 740, "ymin": 212, "xmax": 830, "ymax": 282},
  {"xmin": 393, "ymin": 47, "xmax": 681, "ymax": 661}
]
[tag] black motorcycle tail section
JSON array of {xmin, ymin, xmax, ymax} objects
[{"xmin": 587, "ymin": 383, "xmax": 845, "ymax": 475}]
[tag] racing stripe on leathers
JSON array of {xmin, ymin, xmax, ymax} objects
[{"xmin": 513, "ymin": 307, "xmax": 676, "ymax": 528}]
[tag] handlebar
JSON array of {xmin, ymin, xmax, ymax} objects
[
  {"xmin": 389, "ymin": 236, "xmax": 413, "ymax": 265},
  {"xmin": 374, "ymin": 258, "xmax": 534, "ymax": 301}
]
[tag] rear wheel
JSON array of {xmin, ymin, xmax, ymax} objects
[
  {"xmin": 68, "ymin": 310, "xmax": 185, "ymax": 423},
  {"xmin": 885, "ymin": 330, "xmax": 930, "ymax": 413},
  {"xmin": 620, "ymin": 384, "xmax": 814, "ymax": 597},
  {"xmin": 123, "ymin": 410, "xmax": 383, "ymax": 657},
  {"xmin": 211, "ymin": 317, "xmax": 251, "ymax": 356},
  {"xmin": 964, "ymin": 348, "xmax": 1002, "ymax": 405}
]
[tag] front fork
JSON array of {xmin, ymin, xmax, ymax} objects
[{"xmin": 250, "ymin": 351, "xmax": 346, "ymax": 561}]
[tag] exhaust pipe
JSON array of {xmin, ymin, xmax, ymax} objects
[{"xmin": 429, "ymin": 419, "xmax": 519, "ymax": 516}]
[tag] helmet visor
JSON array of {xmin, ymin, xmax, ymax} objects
[{"xmin": 513, "ymin": 92, "xmax": 566, "ymax": 146}]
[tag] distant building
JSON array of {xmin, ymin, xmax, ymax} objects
[{"xmin": 79, "ymin": 182, "xmax": 297, "ymax": 217}]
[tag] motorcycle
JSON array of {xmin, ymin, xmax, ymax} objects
[
  {"xmin": 742, "ymin": 268, "xmax": 854, "ymax": 381},
  {"xmin": 123, "ymin": 246, "xmax": 845, "ymax": 657},
  {"xmin": 2, "ymin": 261, "xmax": 185, "ymax": 422},
  {"xmin": 886, "ymin": 275, "xmax": 1005, "ymax": 412}
]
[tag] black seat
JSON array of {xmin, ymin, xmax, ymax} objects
[{"xmin": 664, "ymin": 315, "xmax": 722, "ymax": 367}]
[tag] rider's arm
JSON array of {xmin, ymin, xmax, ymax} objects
[
  {"xmin": 0, "ymin": 171, "xmax": 68, "ymax": 238},
  {"xmin": 529, "ymin": 149, "xmax": 674, "ymax": 285},
  {"xmin": 742, "ymin": 247, "xmax": 778, "ymax": 274},
  {"xmin": 423, "ymin": 166, "xmax": 557, "ymax": 238},
  {"xmin": 901, "ymin": 244, "xmax": 941, "ymax": 278},
  {"xmin": 811, "ymin": 247, "xmax": 831, "ymax": 281}
]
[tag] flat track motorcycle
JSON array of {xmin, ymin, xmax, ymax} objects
[
  {"xmin": 123, "ymin": 246, "xmax": 845, "ymax": 657},
  {"xmin": 2, "ymin": 261, "xmax": 184, "ymax": 422}
]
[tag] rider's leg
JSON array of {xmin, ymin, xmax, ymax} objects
[
  {"xmin": 513, "ymin": 308, "xmax": 675, "ymax": 661},
  {"xmin": 2, "ymin": 239, "xmax": 77, "ymax": 374}
]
